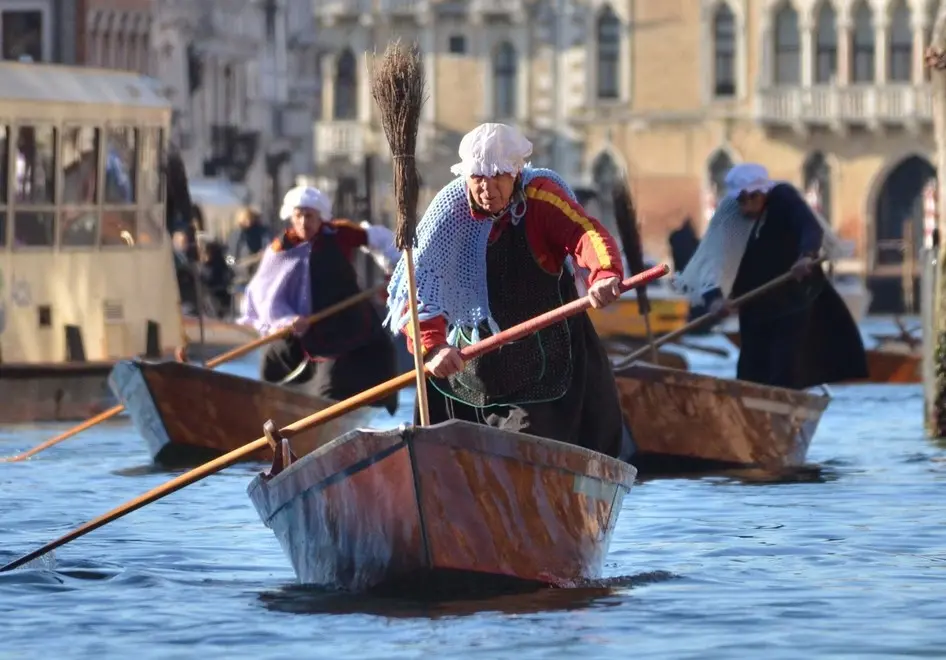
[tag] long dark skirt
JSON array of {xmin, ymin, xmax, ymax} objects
[
  {"xmin": 737, "ymin": 279, "xmax": 868, "ymax": 390},
  {"xmin": 414, "ymin": 314, "xmax": 627, "ymax": 459},
  {"xmin": 260, "ymin": 332, "xmax": 399, "ymax": 415}
]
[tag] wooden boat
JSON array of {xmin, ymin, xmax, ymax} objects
[
  {"xmin": 614, "ymin": 362, "xmax": 829, "ymax": 473},
  {"xmin": 248, "ymin": 419, "xmax": 637, "ymax": 592},
  {"xmin": 0, "ymin": 64, "xmax": 182, "ymax": 423},
  {"xmin": 108, "ymin": 359, "xmax": 379, "ymax": 466},
  {"xmin": 721, "ymin": 331, "xmax": 920, "ymax": 384},
  {"xmin": 0, "ymin": 362, "xmax": 118, "ymax": 423}
]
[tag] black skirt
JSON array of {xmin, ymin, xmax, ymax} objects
[
  {"xmin": 260, "ymin": 332, "xmax": 399, "ymax": 415},
  {"xmin": 414, "ymin": 312, "xmax": 627, "ymax": 459}
]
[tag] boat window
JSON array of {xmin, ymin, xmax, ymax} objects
[
  {"xmin": 61, "ymin": 126, "xmax": 100, "ymax": 204},
  {"xmin": 14, "ymin": 125, "xmax": 55, "ymax": 205},
  {"xmin": 100, "ymin": 210, "xmax": 137, "ymax": 247},
  {"xmin": 60, "ymin": 209, "xmax": 98, "ymax": 247},
  {"xmin": 140, "ymin": 127, "xmax": 163, "ymax": 205},
  {"xmin": 104, "ymin": 127, "xmax": 137, "ymax": 204},
  {"xmin": 13, "ymin": 212, "xmax": 54, "ymax": 247},
  {"xmin": 137, "ymin": 207, "xmax": 165, "ymax": 248},
  {"xmin": 13, "ymin": 125, "xmax": 56, "ymax": 249}
]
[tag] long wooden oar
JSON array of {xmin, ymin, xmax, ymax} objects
[
  {"xmin": 0, "ymin": 265, "xmax": 668, "ymax": 573},
  {"xmin": 612, "ymin": 258, "xmax": 826, "ymax": 370},
  {"xmin": 0, "ymin": 284, "xmax": 386, "ymax": 464}
]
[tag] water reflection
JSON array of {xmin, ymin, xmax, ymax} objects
[
  {"xmin": 636, "ymin": 462, "xmax": 839, "ymax": 486},
  {"xmin": 258, "ymin": 571, "xmax": 678, "ymax": 619}
]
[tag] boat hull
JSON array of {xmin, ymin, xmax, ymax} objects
[
  {"xmin": 108, "ymin": 360, "xmax": 378, "ymax": 465},
  {"xmin": 0, "ymin": 362, "xmax": 118, "ymax": 424},
  {"xmin": 248, "ymin": 420, "xmax": 637, "ymax": 592},
  {"xmin": 615, "ymin": 363, "xmax": 828, "ymax": 472}
]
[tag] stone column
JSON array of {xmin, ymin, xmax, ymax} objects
[
  {"xmin": 801, "ymin": 14, "xmax": 814, "ymax": 86},
  {"xmin": 321, "ymin": 53, "xmax": 336, "ymax": 120},
  {"xmin": 875, "ymin": 16, "xmax": 889, "ymax": 83},
  {"xmin": 418, "ymin": 11, "xmax": 436, "ymax": 124},
  {"xmin": 837, "ymin": 15, "xmax": 852, "ymax": 84},
  {"xmin": 914, "ymin": 10, "xmax": 930, "ymax": 84}
]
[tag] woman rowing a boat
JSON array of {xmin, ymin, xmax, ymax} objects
[
  {"xmin": 673, "ymin": 163, "xmax": 867, "ymax": 389},
  {"xmin": 238, "ymin": 185, "xmax": 401, "ymax": 414},
  {"xmin": 385, "ymin": 122, "xmax": 632, "ymax": 459}
]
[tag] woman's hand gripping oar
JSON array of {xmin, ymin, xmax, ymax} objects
[
  {"xmin": 0, "ymin": 284, "xmax": 387, "ymax": 463},
  {"xmin": 612, "ymin": 258, "xmax": 827, "ymax": 370},
  {"xmin": 0, "ymin": 265, "xmax": 669, "ymax": 573}
]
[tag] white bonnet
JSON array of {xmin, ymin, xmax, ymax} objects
[
  {"xmin": 449, "ymin": 123, "xmax": 533, "ymax": 177},
  {"xmin": 723, "ymin": 163, "xmax": 776, "ymax": 200},
  {"xmin": 279, "ymin": 186, "xmax": 332, "ymax": 221}
]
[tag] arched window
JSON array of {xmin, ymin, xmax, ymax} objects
[
  {"xmin": 851, "ymin": 1, "xmax": 875, "ymax": 83},
  {"xmin": 333, "ymin": 49, "xmax": 357, "ymax": 120},
  {"xmin": 596, "ymin": 6, "xmax": 621, "ymax": 99},
  {"xmin": 713, "ymin": 3, "xmax": 736, "ymax": 97},
  {"xmin": 814, "ymin": 3, "xmax": 837, "ymax": 84},
  {"xmin": 774, "ymin": 3, "xmax": 800, "ymax": 84},
  {"xmin": 888, "ymin": 0, "xmax": 913, "ymax": 82},
  {"xmin": 492, "ymin": 42, "xmax": 517, "ymax": 119}
]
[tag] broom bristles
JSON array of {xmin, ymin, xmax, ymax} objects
[
  {"xmin": 612, "ymin": 179, "xmax": 651, "ymax": 314},
  {"xmin": 369, "ymin": 40, "xmax": 428, "ymax": 250}
]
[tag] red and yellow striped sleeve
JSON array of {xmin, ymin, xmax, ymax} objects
[
  {"xmin": 399, "ymin": 304, "xmax": 447, "ymax": 356},
  {"xmin": 524, "ymin": 177, "xmax": 624, "ymax": 285}
]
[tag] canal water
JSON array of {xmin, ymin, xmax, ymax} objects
[{"xmin": 1, "ymin": 318, "xmax": 944, "ymax": 659}]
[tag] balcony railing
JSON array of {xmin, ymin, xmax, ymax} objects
[
  {"xmin": 378, "ymin": 0, "xmax": 431, "ymax": 13},
  {"xmin": 313, "ymin": 0, "xmax": 372, "ymax": 19},
  {"xmin": 470, "ymin": 0, "xmax": 525, "ymax": 14},
  {"xmin": 314, "ymin": 121, "xmax": 365, "ymax": 164},
  {"xmin": 755, "ymin": 84, "xmax": 932, "ymax": 126}
]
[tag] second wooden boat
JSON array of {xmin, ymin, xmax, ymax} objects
[
  {"xmin": 615, "ymin": 362, "xmax": 829, "ymax": 473},
  {"xmin": 108, "ymin": 360, "xmax": 379, "ymax": 466},
  {"xmin": 248, "ymin": 419, "xmax": 637, "ymax": 592}
]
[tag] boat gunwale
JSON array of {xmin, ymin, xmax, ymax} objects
[
  {"xmin": 613, "ymin": 362, "xmax": 831, "ymax": 413},
  {"xmin": 248, "ymin": 419, "xmax": 638, "ymax": 526}
]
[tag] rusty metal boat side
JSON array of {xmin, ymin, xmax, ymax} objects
[
  {"xmin": 108, "ymin": 360, "xmax": 377, "ymax": 465},
  {"xmin": 247, "ymin": 420, "xmax": 637, "ymax": 592},
  {"xmin": 614, "ymin": 362, "xmax": 829, "ymax": 472}
]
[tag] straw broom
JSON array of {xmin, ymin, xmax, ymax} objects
[
  {"xmin": 612, "ymin": 179, "xmax": 659, "ymax": 363},
  {"xmin": 370, "ymin": 41, "xmax": 431, "ymax": 425}
]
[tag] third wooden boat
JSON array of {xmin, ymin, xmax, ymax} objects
[
  {"xmin": 108, "ymin": 360, "xmax": 379, "ymax": 466},
  {"xmin": 614, "ymin": 362, "xmax": 829, "ymax": 473}
]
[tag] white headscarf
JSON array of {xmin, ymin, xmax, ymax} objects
[
  {"xmin": 449, "ymin": 123, "xmax": 533, "ymax": 177},
  {"xmin": 672, "ymin": 163, "xmax": 845, "ymax": 303},
  {"xmin": 279, "ymin": 186, "xmax": 332, "ymax": 221}
]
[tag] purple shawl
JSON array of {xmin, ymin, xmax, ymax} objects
[{"xmin": 237, "ymin": 241, "xmax": 311, "ymax": 335}]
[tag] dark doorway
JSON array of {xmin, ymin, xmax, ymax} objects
[{"xmin": 870, "ymin": 155, "xmax": 936, "ymax": 313}]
